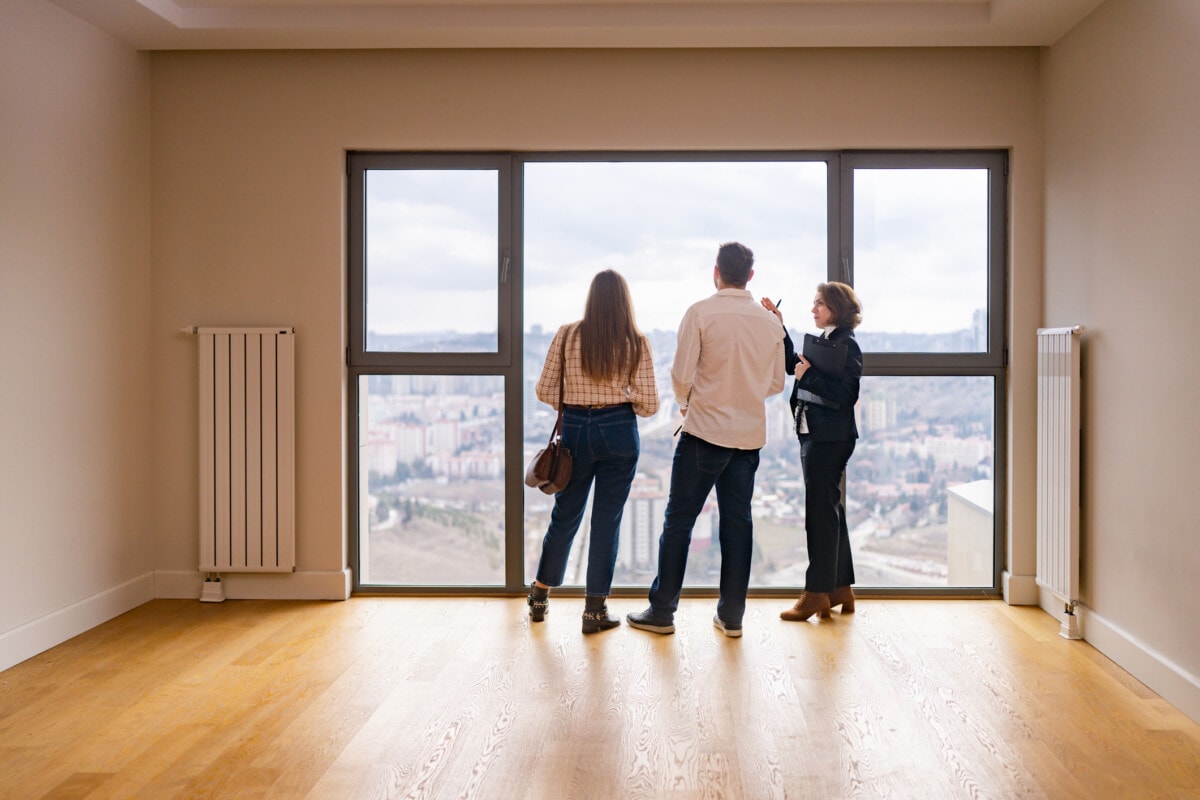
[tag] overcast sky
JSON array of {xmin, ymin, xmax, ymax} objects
[{"xmin": 365, "ymin": 162, "xmax": 988, "ymax": 339}]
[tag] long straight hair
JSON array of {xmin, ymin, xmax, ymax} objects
[{"xmin": 577, "ymin": 269, "xmax": 644, "ymax": 383}]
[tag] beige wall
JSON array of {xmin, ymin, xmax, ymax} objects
[
  {"xmin": 147, "ymin": 46, "xmax": 1045, "ymax": 603},
  {"xmin": 0, "ymin": 0, "xmax": 152, "ymax": 669},
  {"xmin": 1043, "ymin": 0, "xmax": 1200, "ymax": 719}
]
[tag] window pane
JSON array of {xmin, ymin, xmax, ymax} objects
[
  {"xmin": 358, "ymin": 374, "xmax": 505, "ymax": 586},
  {"xmin": 364, "ymin": 170, "xmax": 498, "ymax": 352},
  {"xmin": 846, "ymin": 375, "xmax": 995, "ymax": 587},
  {"xmin": 522, "ymin": 160, "xmax": 827, "ymax": 588},
  {"xmin": 853, "ymin": 169, "xmax": 989, "ymax": 353}
]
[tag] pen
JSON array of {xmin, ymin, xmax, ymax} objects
[{"xmin": 776, "ymin": 298, "xmax": 782, "ymax": 308}]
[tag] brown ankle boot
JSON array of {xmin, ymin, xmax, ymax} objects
[
  {"xmin": 828, "ymin": 586, "xmax": 856, "ymax": 614},
  {"xmin": 780, "ymin": 591, "xmax": 831, "ymax": 622}
]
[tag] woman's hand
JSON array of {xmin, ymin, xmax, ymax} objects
[
  {"xmin": 761, "ymin": 297, "xmax": 783, "ymax": 323},
  {"xmin": 795, "ymin": 356, "xmax": 809, "ymax": 380}
]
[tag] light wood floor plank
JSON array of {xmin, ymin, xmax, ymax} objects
[{"xmin": 2, "ymin": 598, "xmax": 1199, "ymax": 799}]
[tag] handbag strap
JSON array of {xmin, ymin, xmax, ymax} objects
[{"xmin": 551, "ymin": 327, "xmax": 570, "ymax": 443}]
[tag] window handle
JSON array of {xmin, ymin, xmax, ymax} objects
[{"xmin": 501, "ymin": 253, "xmax": 510, "ymax": 284}]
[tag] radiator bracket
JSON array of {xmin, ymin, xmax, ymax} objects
[
  {"xmin": 200, "ymin": 574, "xmax": 226, "ymax": 603},
  {"xmin": 1059, "ymin": 600, "xmax": 1081, "ymax": 640}
]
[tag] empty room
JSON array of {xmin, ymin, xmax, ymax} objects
[{"xmin": 3, "ymin": 0, "xmax": 1199, "ymax": 796}]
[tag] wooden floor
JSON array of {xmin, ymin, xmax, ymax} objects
[{"xmin": 2, "ymin": 598, "xmax": 1199, "ymax": 799}]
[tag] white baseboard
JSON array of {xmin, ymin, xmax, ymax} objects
[
  {"xmin": 0, "ymin": 573, "xmax": 155, "ymax": 672},
  {"xmin": 1001, "ymin": 570, "xmax": 1039, "ymax": 605},
  {"xmin": 0, "ymin": 569, "xmax": 352, "ymax": 674},
  {"xmin": 1038, "ymin": 589, "xmax": 1200, "ymax": 725},
  {"xmin": 154, "ymin": 568, "xmax": 352, "ymax": 601}
]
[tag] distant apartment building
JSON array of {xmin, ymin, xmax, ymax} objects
[
  {"xmin": 367, "ymin": 427, "xmax": 397, "ymax": 477},
  {"xmin": 620, "ymin": 474, "xmax": 668, "ymax": 572},
  {"xmin": 862, "ymin": 393, "xmax": 898, "ymax": 433},
  {"xmin": 394, "ymin": 422, "xmax": 426, "ymax": 464}
]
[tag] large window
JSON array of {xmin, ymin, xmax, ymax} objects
[
  {"xmin": 522, "ymin": 157, "xmax": 828, "ymax": 589},
  {"xmin": 348, "ymin": 151, "xmax": 1005, "ymax": 595},
  {"xmin": 349, "ymin": 154, "xmax": 515, "ymax": 591},
  {"xmin": 842, "ymin": 153, "xmax": 1006, "ymax": 590}
]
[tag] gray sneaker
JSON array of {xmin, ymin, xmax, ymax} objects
[
  {"xmin": 626, "ymin": 608, "xmax": 675, "ymax": 634},
  {"xmin": 712, "ymin": 615, "xmax": 742, "ymax": 638}
]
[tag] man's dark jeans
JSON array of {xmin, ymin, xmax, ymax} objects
[{"xmin": 647, "ymin": 433, "xmax": 760, "ymax": 625}]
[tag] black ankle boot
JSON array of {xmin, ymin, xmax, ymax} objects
[
  {"xmin": 582, "ymin": 595, "xmax": 620, "ymax": 634},
  {"xmin": 528, "ymin": 583, "xmax": 549, "ymax": 622}
]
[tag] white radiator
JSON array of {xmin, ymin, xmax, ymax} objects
[
  {"xmin": 195, "ymin": 327, "xmax": 296, "ymax": 576},
  {"xmin": 1035, "ymin": 325, "xmax": 1084, "ymax": 638}
]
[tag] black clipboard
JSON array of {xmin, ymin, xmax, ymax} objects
[{"xmin": 802, "ymin": 333, "xmax": 847, "ymax": 378}]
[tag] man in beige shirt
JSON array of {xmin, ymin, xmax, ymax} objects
[{"xmin": 628, "ymin": 242, "xmax": 785, "ymax": 638}]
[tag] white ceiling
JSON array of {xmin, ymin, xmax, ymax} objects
[{"xmin": 46, "ymin": 0, "xmax": 1106, "ymax": 50}]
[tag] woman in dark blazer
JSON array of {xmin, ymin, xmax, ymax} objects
[{"xmin": 763, "ymin": 282, "xmax": 863, "ymax": 621}]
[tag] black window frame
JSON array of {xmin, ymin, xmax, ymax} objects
[{"xmin": 347, "ymin": 149, "xmax": 1008, "ymax": 597}]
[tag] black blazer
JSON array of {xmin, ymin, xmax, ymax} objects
[{"xmin": 783, "ymin": 327, "xmax": 862, "ymax": 442}]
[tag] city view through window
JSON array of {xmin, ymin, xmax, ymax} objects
[
  {"xmin": 359, "ymin": 332, "xmax": 994, "ymax": 589},
  {"xmin": 355, "ymin": 158, "xmax": 999, "ymax": 590}
]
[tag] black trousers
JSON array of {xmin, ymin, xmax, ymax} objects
[{"xmin": 799, "ymin": 436, "xmax": 857, "ymax": 593}]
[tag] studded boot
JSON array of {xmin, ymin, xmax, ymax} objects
[
  {"xmin": 527, "ymin": 583, "xmax": 549, "ymax": 622},
  {"xmin": 581, "ymin": 595, "xmax": 620, "ymax": 634}
]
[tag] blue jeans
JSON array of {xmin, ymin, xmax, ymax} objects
[
  {"xmin": 647, "ymin": 433, "xmax": 760, "ymax": 624},
  {"xmin": 534, "ymin": 404, "xmax": 639, "ymax": 596}
]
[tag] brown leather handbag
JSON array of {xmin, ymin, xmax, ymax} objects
[{"xmin": 524, "ymin": 333, "xmax": 573, "ymax": 494}]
